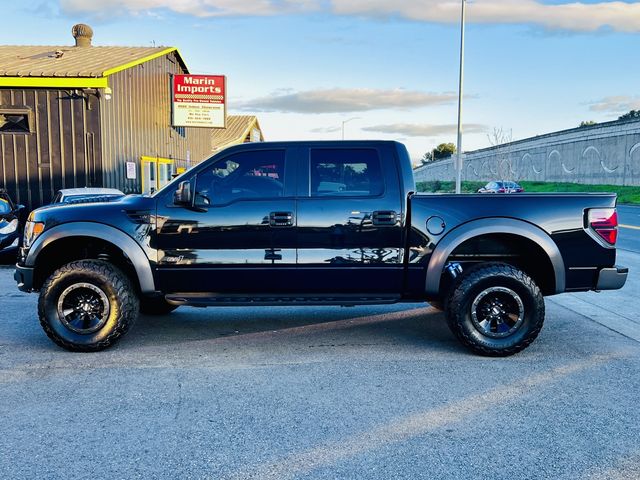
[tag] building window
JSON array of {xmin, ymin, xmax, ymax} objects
[
  {"xmin": 172, "ymin": 125, "xmax": 186, "ymax": 138},
  {"xmin": 0, "ymin": 107, "xmax": 33, "ymax": 134}
]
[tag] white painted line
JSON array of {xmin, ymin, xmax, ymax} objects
[
  {"xmin": 550, "ymin": 295, "xmax": 640, "ymax": 343},
  {"xmin": 620, "ymin": 224, "xmax": 640, "ymax": 231}
]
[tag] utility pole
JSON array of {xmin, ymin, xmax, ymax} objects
[
  {"xmin": 342, "ymin": 117, "xmax": 359, "ymax": 140},
  {"xmin": 455, "ymin": 0, "xmax": 466, "ymax": 194}
]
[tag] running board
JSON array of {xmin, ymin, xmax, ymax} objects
[{"xmin": 165, "ymin": 293, "xmax": 402, "ymax": 307}]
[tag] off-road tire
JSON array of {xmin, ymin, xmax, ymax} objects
[
  {"xmin": 445, "ymin": 263, "xmax": 545, "ymax": 357},
  {"xmin": 38, "ymin": 260, "xmax": 139, "ymax": 352},
  {"xmin": 140, "ymin": 296, "xmax": 178, "ymax": 315}
]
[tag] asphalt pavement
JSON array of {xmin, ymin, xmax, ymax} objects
[
  {"xmin": 618, "ymin": 204, "xmax": 640, "ymax": 253},
  {"xmin": 1, "ymin": 203, "xmax": 639, "ymax": 479},
  {"xmin": 1, "ymin": 260, "xmax": 640, "ymax": 479}
]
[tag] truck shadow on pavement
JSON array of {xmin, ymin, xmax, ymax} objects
[{"xmin": 123, "ymin": 304, "xmax": 463, "ymax": 354}]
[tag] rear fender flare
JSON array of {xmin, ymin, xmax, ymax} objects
[
  {"xmin": 425, "ymin": 218, "xmax": 565, "ymax": 296},
  {"xmin": 25, "ymin": 222, "xmax": 156, "ymax": 293}
]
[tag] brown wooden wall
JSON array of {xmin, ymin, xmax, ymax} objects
[{"xmin": 0, "ymin": 88, "xmax": 102, "ymax": 209}]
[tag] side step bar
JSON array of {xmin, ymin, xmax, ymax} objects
[{"xmin": 165, "ymin": 293, "xmax": 402, "ymax": 307}]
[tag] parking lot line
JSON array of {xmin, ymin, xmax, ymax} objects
[{"xmin": 620, "ymin": 224, "xmax": 640, "ymax": 230}]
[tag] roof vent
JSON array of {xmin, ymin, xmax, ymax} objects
[{"xmin": 72, "ymin": 24, "xmax": 93, "ymax": 47}]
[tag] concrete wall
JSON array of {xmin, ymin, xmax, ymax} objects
[{"xmin": 413, "ymin": 118, "xmax": 640, "ymax": 186}]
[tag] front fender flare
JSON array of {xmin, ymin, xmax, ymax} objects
[
  {"xmin": 425, "ymin": 218, "xmax": 565, "ymax": 296},
  {"xmin": 26, "ymin": 222, "xmax": 156, "ymax": 293}
]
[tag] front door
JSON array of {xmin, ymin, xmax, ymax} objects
[{"xmin": 154, "ymin": 148, "xmax": 297, "ymax": 294}]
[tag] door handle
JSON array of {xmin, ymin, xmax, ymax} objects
[
  {"xmin": 269, "ymin": 211, "xmax": 294, "ymax": 227},
  {"xmin": 372, "ymin": 210, "xmax": 398, "ymax": 226}
]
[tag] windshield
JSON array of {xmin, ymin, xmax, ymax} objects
[
  {"xmin": 65, "ymin": 194, "xmax": 122, "ymax": 203},
  {"xmin": 152, "ymin": 151, "xmax": 227, "ymax": 198}
]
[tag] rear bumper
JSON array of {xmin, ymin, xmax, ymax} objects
[
  {"xmin": 596, "ymin": 265, "xmax": 628, "ymax": 291},
  {"xmin": 14, "ymin": 264, "xmax": 34, "ymax": 292}
]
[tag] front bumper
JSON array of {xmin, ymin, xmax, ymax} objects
[
  {"xmin": 596, "ymin": 265, "xmax": 628, "ymax": 291},
  {"xmin": 14, "ymin": 264, "xmax": 34, "ymax": 292}
]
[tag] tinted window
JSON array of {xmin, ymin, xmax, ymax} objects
[
  {"xmin": 195, "ymin": 150, "xmax": 285, "ymax": 206},
  {"xmin": 310, "ymin": 148, "xmax": 383, "ymax": 197}
]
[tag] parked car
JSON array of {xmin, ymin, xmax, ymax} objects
[
  {"xmin": 478, "ymin": 181, "xmax": 524, "ymax": 193},
  {"xmin": 0, "ymin": 189, "xmax": 24, "ymax": 258},
  {"xmin": 52, "ymin": 188, "xmax": 125, "ymax": 204},
  {"xmin": 15, "ymin": 141, "xmax": 627, "ymax": 356}
]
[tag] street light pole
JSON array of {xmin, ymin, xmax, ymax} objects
[
  {"xmin": 342, "ymin": 117, "xmax": 359, "ymax": 140},
  {"xmin": 455, "ymin": 0, "xmax": 466, "ymax": 194}
]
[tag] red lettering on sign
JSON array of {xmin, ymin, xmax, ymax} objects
[{"xmin": 173, "ymin": 75, "xmax": 226, "ymax": 104}]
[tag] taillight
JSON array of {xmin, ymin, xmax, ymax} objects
[
  {"xmin": 588, "ymin": 208, "xmax": 618, "ymax": 245},
  {"xmin": 497, "ymin": 188, "xmax": 505, "ymax": 193}
]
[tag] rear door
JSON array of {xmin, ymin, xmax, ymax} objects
[{"xmin": 294, "ymin": 144, "xmax": 405, "ymax": 293}]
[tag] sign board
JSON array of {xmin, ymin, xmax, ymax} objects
[
  {"xmin": 172, "ymin": 75, "xmax": 226, "ymax": 128},
  {"xmin": 126, "ymin": 162, "xmax": 137, "ymax": 180}
]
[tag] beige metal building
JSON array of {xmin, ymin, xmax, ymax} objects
[
  {"xmin": 0, "ymin": 24, "xmax": 220, "ymax": 208},
  {"xmin": 210, "ymin": 115, "xmax": 263, "ymax": 153}
]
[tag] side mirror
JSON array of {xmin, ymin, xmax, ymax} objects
[{"xmin": 174, "ymin": 181, "xmax": 192, "ymax": 206}]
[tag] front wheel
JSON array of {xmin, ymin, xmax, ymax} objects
[
  {"xmin": 445, "ymin": 263, "xmax": 545, "ymax": 357},
  {"xmin": 38, "ymin": 260, "xmax": 139, "ymax": 352}
]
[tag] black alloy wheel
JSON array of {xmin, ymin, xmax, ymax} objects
[
  {"xmin": 445, "ymin": 263, "xmax": 545, "ymax": 356},
  {"xmin": 38, "ymin": 260, "xmax": 139, "ymax": 351}
]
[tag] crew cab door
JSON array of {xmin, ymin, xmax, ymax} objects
[
  {"xmin": 154, "ymin": 147, "xmax": 297, "ymax": 293},
  {"xmin": 294, "ymin": 145, "xmax": 405, "ymax": 293}
]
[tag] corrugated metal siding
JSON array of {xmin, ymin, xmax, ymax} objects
[
  {"xmin": 100, "ymin": 51, "xmax": 213, "ymax": 193},
  {"xmin": 0, "ymin": 88, "xmax": 101, "ymax": 209}
]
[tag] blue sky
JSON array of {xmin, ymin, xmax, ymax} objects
[{"xmin": 3, "ymin": 1, "xmax": 640, "ymax": 161}]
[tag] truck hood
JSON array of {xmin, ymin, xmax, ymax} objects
[{"xmin": 29, "ymin": 194, "xmax": 156, "ymax": 229}]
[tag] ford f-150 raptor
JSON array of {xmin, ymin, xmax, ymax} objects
[{"xmin": 14, "ymin": 141, "xmax": 628, "ymax": 355}]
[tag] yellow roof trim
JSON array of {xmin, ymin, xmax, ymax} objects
[
  {"xmin": 102, "ymin": 47, "xmax": 187, "ymax": 77},
  {"xmin": 0, "ymin": 76, "xmax": 108, "ymax": 88}
]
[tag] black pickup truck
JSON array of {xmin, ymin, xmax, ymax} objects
[{"xmin": 14, "ymin": 141, "xmax": 628, "ymax": 355}]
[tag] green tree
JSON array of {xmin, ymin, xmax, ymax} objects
[
  {"xmin": 421, "ymin": 143, "xmax": 457, "ymax": 165},
  {"xmin": 579, "ymin": 120, "xmax": 597, "ymax": 127},
  {"xmin": 420, "ymin": 151, "xmax": 434, "ymax": 165},
  {"xmin": 434, "ymin": 143, "xmax": 456, "ymax": 159},
  {"xmin": 619, "ymin": 110, "xmax": 640, "ymax": 121}
]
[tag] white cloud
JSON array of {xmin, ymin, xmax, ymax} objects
[
  {"xmin": 60, "ymin": 0, "xmax": 317, "ymax": 17},
  {"xmin": 589, "ymin": 96, "xmax": 640, "ymax": 114},
  {"xmin": 235, "ymin": 88, "xmax": 459, "ymax": 113},
  {"xmin": 60, "ymin": 0, "xmax": 640, "ymax": 33},
  {"xmin": 332, "ymin": 0, "xmax": 640, "ymax": 33},
  {"xmin": 362, "ymin": 122, "xmax": 487, "ymax": 137},
  {"xmin": 310, "ymin": 126, "xmax": 343, "ymax": 133}
]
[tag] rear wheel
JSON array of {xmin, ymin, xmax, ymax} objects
[
  {"xmin": 445, "ymin": 263, "xmax": 545, "ymax": 356},
  {"xmin": 38, "ymin": 260, "xmax": 139, "ymax": 352}
]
